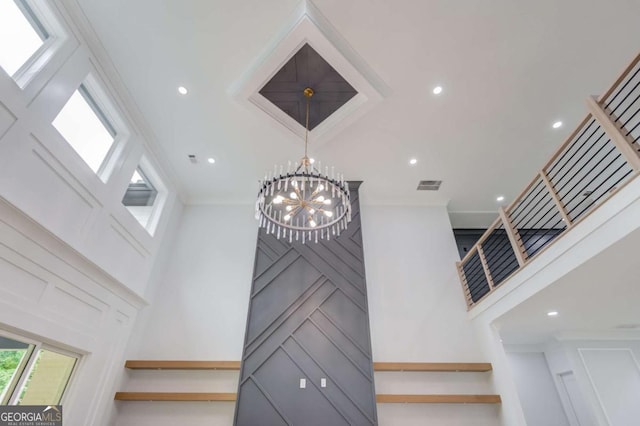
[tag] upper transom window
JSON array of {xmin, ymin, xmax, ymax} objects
[
  {"xmin": 122, "ymin": 166, "xmax": 160, "ymax": 230},
  {"xmin": 0, "ymin": 0, "xmax": 48, "ymax": 77},
  {"xmin": 52, "ymin": 83, "xmax": 117, "ymax": 175}
]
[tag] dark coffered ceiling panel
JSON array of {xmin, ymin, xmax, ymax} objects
[{"xmin": 259, "ymin": 44, "xmax": 358, "ymax": 130}]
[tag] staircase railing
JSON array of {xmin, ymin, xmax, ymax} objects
[{"xmin": 457, "ymin": 52, "xmax": 640, "ymax": 309}]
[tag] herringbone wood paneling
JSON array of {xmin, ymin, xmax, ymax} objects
[{"xmin": 234, "ymin": 183, "xmax": 377, "ymax": 426}]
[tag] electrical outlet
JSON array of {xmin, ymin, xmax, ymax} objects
[
  {"xmin": 299, "ymin": 378, "xmax": 306, "ymax": 389},
  {"xmin": 321, "ymin": 378, "xmax": 327, "ymax": 388}
]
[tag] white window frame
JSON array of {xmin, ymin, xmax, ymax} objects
[
  {"xmin": 123, "ymin": 156, "xmax": 168, "ymax": 236},
  {"xmin": 6, "ymin": 0, "xmax": 70, "ymax": 90},
  {"xmin": 55, "ymin": 72, "xmax": 131, "ymax": 183},
  {"xmin": 0, "ymin": 329, "xmax": 81, "ymax": 407}
]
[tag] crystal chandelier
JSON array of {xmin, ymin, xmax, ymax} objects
[{"xmin": 256, "ymin": 87, "xmax": 351, "ymax": 243}]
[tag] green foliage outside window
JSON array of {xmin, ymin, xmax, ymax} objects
[{"xmin": 0, "ymin": 350, "xmax": 26, "ymax": 395}]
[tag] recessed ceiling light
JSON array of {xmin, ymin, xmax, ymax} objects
[
  {"xmin": 547, "ymin": 311, "xmax": 559, "ymax": 317},
  {"xmin": 496, "ymin": 195, "xmax": 505, "ymax": 202},
  {"xmin": 178, "ymin": 86, "xmax": 188, "ymax": 95},
  {"xmin": 552, "ymin": 121, "xmax": 563, "ymax": 129},
  {"xmin": 409, "ymin": 158, "xmax": 418, "ymax": 165},
  {"xmin": 432, "ymin": 86, "xmax": 443, "ymax": 95},
  {"xmin": 207, "ymin": 157, "xmax": 215, "ymax": 164}
]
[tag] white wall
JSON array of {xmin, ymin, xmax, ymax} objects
[
  {"xmin": 544, "ymin": 341, "xmax": 597, "ymax": 426},
  {"xmin": 505, "ymin": 349, "xmax": 570, "ymax": 426},
  {"xmin": 115, "ymin": 204, "xmax": 257, "ymax": 426},
  {"xmin": 103, "ymin": 196, "xmax": 184, "ymax": 426},
  {"xmin": 362, "ymin": 205, "xmax": 483, "ymax": 362},
  {"xmin": 116, "ymin": 203, "xmax": 499, "ymax": 426},
  {"xmin": 124, "ymin": 204, "xmax": 258, "ymax": 361},
  {"xmin": 547, "ymin": 338, "xmax": 640, "ymax": 426},
  {"xmin": 364, "ymin": 205, "xmax": 496, "ymax": 426}
]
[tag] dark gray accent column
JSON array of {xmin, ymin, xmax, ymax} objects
[{"xmin": 234, "ymin": 182, "xmax": 377, "ymax": 426}]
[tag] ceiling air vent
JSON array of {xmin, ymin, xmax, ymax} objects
[
  {"xmin": 417, "ymin": 180, "xmax": 442, "ymax": 191},
  {"xmin": 615, "ymin": 324, "xmax": 640, "ymax": 329}
]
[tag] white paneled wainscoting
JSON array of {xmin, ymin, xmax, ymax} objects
[{"xmin": 0, "ymin": 197, "xmax": 146, "ymax": 425}]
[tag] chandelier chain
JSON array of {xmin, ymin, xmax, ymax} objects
[{"xmin": 304, "ymin": 88, "xmax": 312, "ymax": 160}]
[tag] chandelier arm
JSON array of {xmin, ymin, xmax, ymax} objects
[{"xmin": 289, "ymin": 205, "xmax": 302, "ymax": 216}]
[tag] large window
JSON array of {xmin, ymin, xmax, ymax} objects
[
  {"xmin": 0, "ymin": 333, "xmax": 78, "ymax": 406},
  {"xmin": 52, "ymin": 83, "xmax": 117, "ymax": 175},
  {"xmin": 0, "ymin": 0, "xmax": 48, "ymax": 77}
]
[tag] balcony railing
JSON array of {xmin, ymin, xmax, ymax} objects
[{"xmin": 457, "ymin": 52, "xmax": 640, "ymax": 309}]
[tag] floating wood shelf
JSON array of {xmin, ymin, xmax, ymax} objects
[
  {"xmin": 119, "ymin": 361, "xmax": 497, "ymax": 405},
  {"xmin": 125, "ymin": 360, "xmax": 241, "ymax": 370},
  {"xmin": 114, "ymin": 392, "xmax": 501, "ymax": 404},
  {"xmin": 114, "ymin": 392, "xmax": 237, "ymax": 402},
  {"xmin": 376, "ymin": 394, "xmax": 501, "ymax": 404},
  {"xmin": 124, "ymin": 360, "xmax": 492, "ymax": 372},
  {"xmin": 373, "ymin": 362, "xmax": 492, "ymax": 372}
]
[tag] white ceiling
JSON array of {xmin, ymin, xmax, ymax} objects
[
  {"xmin": 495, "ymin": 226, "xmax": 640, "ymax": 345},
  {"xmin": 73, "ymin": 0, "xmax": 640, "ymax": 223}
]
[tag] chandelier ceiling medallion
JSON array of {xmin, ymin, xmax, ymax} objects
[{"xmin": 256, "ymin": 87, "xmax": 352, "ymax": 243}]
